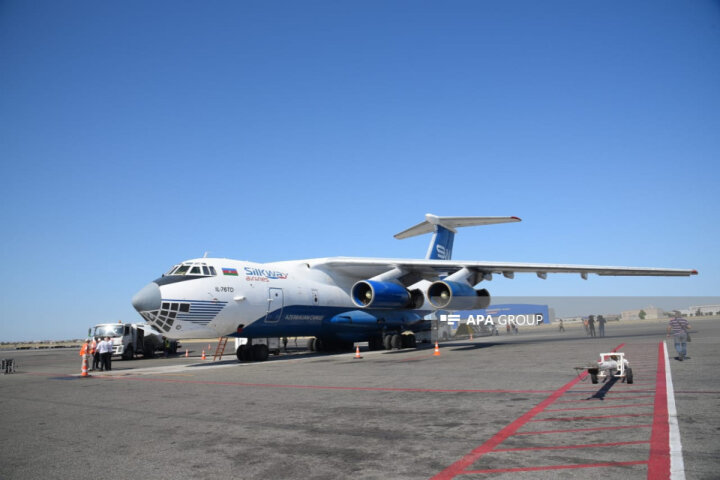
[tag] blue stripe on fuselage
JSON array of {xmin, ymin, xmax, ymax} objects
[{"xmin": 235, "ymin": 305, "xmax": 430, "ymax": 339}]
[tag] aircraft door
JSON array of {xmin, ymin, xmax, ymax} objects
[{"xmin": 265, "ymin": 288, "xmax": 284, "ymax": 323}]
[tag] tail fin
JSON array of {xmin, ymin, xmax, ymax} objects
[{"xmin": 394, "ymin": 214, "xmax": 521, "ymax": 260}]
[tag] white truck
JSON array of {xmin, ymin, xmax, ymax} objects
[{"xmin": 91, "ymin": 322, "xmax": 179, "ymax": 360}]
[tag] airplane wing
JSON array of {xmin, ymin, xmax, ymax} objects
[{"xmin": 310, "ymin": 257, "xmax": 697, "ymax": 285}]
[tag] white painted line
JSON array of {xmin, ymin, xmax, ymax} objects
[{"xmin": 664, "ymin": 341, "xmax": 686, "ymax": 480}]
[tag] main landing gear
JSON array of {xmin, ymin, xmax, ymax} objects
[
  {"xmin": 306, "ymin": 338, "xmax": 354, "ymax": 353},
  {"xmin": 236, "ymin": 343, "xmax": 269, "ymax": 362},
  {"xmin": 370, "ymin": 333, "xmax": 417, "ymax": 351}
]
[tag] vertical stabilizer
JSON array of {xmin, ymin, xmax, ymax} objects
[{"xmin": 394, "ymin": 214, "xmax": 521, "ymax": 261}]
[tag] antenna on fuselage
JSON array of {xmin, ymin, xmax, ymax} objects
[{"xmin": 203, "ymin": 251, "xmax": 209, "ymax": 258}]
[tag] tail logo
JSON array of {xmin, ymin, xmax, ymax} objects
[{"xmin": 436, "ymin": 244, "xmax": 451, "ymax": 260}]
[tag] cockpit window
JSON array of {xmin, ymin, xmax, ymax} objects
[
  {"xmin": 173, "ymin": 265, "xmax": 190, "ymax": 276},
  {"xmin": 163, "ymin": 262, "xmax": 218, "ymax": 277}
]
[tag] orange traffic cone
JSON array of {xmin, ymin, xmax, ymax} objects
[
  {"xmin": 433, "ymin": 341, "xmax": 441, "ymax": 356},
  {"xmin": 185, "ymin": 349, "xmax": 189, "ymax": 358},
  {"xmin": 354, "ymin": 345, "xmax": 363, "ymax": 359},
  {"xmin": 201, "ymin": 350, "xmax": 206, "ymax": 360},
  {"xmin": 80, "ymin": 354, "xmax": 89, "ymax": 377}
]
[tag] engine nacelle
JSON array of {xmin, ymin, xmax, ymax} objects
[
  {"xmin": 351, "ymin": 280, "xmax": 423, "ymax": 309},
  {"xmin": 427, "ymin": 281, "xmax": 491, "ymax": 310}
]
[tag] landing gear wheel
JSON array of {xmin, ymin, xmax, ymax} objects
[
  {"xmin": 314, "ymin": 338, "xmax": 324, "ymax": 352},
  {"xmin": 391, "ymin": 334, "xmax": 402, "ymax": 350},
  {"xmin": 307, "ymin": 338, "xmax": 316, "ymax": 352},
  {"xmin": 401, "ymin": 334, "xmax": 417, "ymax": 349},
  {"xmin": 626, "ymin": 367, "xmax": 634, "ymax": 384},
  {"xmin": 236, "ymin": 345, "xmax": 252, "ymax": 362},
  {"xmin": 383, "ymin": 335, "xmax": 393, "ymax": 350},
  {"xmin": 252, "ymin": 344, "xmax": 269, "ymax": 362},
  {"xmin": 590, "ymin": 373, "xmax": 598, "ymax": 384}
]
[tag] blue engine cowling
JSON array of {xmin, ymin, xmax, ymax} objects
[
  {"xmin": 427, "ymin": 281, "xmax": 491, "ymax": 310},
  {"xmin": 351, "ymin": 280, "xmax": 422, "ymax": 309}
]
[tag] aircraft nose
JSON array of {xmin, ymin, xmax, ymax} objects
[{"xmin": 131, "ymin": 282, "xmax": 161, "ymax": 312}]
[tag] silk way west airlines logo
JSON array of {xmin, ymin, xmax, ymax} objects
[{"xmin": 244, "ymin": 267, "xmax": 288, "ymax": 280}]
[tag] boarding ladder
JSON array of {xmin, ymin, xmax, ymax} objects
[{"xmin": 213, "ymin": 337, "xmax": 229, "ymax": 361}]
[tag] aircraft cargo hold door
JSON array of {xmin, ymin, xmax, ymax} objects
[{"xmin": 265, "ymin": 288, "xmax": 284, "ymax": 323}]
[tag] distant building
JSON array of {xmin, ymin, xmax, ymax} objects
[
  {"xmin": 621, "ymin": 306, "xmax": 665, "ymax": 321},
  {"xmin": 687, "ymin": 304, "xmax": 720, "ymax": 316}
]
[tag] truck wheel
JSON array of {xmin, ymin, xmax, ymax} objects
[
  {"xmin": 626, "ymin": 367, "xmax": 634, "ymax": 384},
  {"xmin": 122, "ymin": 345, "xmax": 134, "ymax": 360}
]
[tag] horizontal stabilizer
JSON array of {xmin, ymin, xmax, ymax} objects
[{"xmin": 394, "ymin": 214, "xmax": 521, "ymax": 240}]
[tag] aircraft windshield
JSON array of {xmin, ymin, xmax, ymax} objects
[
  {"xmin": 165, "ymin": 263, "xmax": 217, "ymax": 277},
  {"xmin": 93, "ymin": 325, "xmax": 124, "ymax": 338}
]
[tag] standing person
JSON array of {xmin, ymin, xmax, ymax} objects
[
  {"xmin": 282, "ymin": 337, "xmax": 288, "ymax": 352},
  {"xmin": 163, "ymin": 337, "xmax": 170, "ymax": 358},
  {"xmin": 583, "ymin": 318, "xmax": 589, "ymax": 335},
  {"xmin": 598, "ymin": 315, "xmax": 606, "ymax": 337},
  {"xmin": 558, "ymin": 319, "xmax": 565, "ymax": 332},
  {"xmin": 79, "ymin": 339, "xmax": 89, "ymax": 363},
  {"xmin": 97, "ymin": 336, "xmax": 112, "ymax": 371},
  {"xmin": 667, "ymin": 315, "xmax": 691, "ymax": 361},
  {"xmin": 588, "ymin": 315, "xmax": 596, "ymax": 337},
  {"xmin": 90, "ymin": 337, "xmax": 99, "ymax": 371}
]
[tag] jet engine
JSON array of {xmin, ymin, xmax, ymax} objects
[
  {"xmin": 426, "ymin": 281, "xmax": 491, "ymax": 310},
  {"xmin": 351, "ymin": 280, "xmax": 423, "ymax": 309}
]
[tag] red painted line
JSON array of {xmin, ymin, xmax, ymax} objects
[
  {"xmin": 96, "ymin": 376, "xmax": 554, "ymax": 394},
  {"xmin": 531, "ymin": 412, "xmax": 653, "ymax": 422},
  {"xmin": 545, "ymin": 403, "xmax": 653, "ymax": 412},
  {"xmin": 648, "ymin": 341, "xmax": 670, "ymax": 479},
  {"xmin": 460, "ymin": 460, "xmax": 648, "ymax": 474},
  {"xmin": 429, "ymin": 342, "xmax": 625, "ymax": 480},
  {"xmin": 554, "ymin": 395, "xmax": 656, "ymax": 403},
  {"xmin": 515, "ymin": 424, "xmax": 652, "ymax": 435},
  {"xmin": 493, "ymin": 440, "xmax": 649, "ymax": 452}
]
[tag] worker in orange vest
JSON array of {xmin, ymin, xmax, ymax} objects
[{"xmin": 79, "ymin": 339, "xmax": 89, "ymax": 356}]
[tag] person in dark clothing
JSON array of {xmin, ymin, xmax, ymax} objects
[{"xmin": 597, "ymin": 315, "xmax": 606, "ymax": 337}]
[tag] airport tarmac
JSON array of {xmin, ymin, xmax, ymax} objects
[{"xmin": 1, "ymin": 319, "xmax": 718, "ymax": 479}]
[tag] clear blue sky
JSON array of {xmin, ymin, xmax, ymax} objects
[{"xmin": 1, "ymin": 1, "xmax": 718, "ymax": 341}]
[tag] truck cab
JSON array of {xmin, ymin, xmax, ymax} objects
[{"xmin": 92, "ymin": 322, "xmax": 178, "ymax": 360}]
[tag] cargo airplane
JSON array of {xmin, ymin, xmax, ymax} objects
[{"xmin": 131, "ymin": 214, "xmax": 697, "ymax": 361}]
